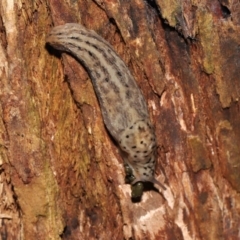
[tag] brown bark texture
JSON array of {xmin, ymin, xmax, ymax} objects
[{"xmin": 0, "ymin": 0, "xmax": 240, "ymax": 239}]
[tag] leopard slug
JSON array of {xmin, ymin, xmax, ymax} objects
[{"xmin": 46, "ymin": 23, "xmax": 164, "ymax": 190}]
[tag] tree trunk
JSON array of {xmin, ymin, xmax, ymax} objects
[{"xmin": 0, "ymin": 0, "xmax": 240, "ymax": 239}]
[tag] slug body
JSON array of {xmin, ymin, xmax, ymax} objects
[{"xmin": 46, "ymin": 23, "xmax": 160, "ymax": 187}]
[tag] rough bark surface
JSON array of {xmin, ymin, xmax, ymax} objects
[{"xmin": 0, "ymin": 0, "xmax": 240, "ymax": 239}]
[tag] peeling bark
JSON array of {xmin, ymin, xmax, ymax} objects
[{"xmin": 0, "ymin": 0, "xmax": 240, "ymax": 239}]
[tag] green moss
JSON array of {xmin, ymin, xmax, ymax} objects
[
  {"xmin": 197, "ymin": 8, "xmax": 215, "ymax": 74},
  {"xmin": 157, "ymin": 0, "xmax": 180, "ymax": 27},
  {"xmin": 188, "ymin": 135, "xmax": 212, "ymax": 172}
]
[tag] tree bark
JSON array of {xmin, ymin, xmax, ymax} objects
[{"xmin": 0, "ymin": 0, "xmax": 240, "ymax": 239}]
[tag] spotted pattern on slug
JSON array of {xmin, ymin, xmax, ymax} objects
[
  {"xmin": 119, "ymin": 120, "xmax": 157, "ymax": 183},
  {"xmin": 46, "ymin": 23, "xmax": 162, "ymax": 192}
]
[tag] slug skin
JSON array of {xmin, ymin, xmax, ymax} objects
[{"xmin": 46, "ymin": 23, "xmax": 162, "ymax": 187}]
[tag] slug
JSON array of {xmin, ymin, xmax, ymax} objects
[{"xmin": 46, "ymin": 23, "xmax": 164, "ymax": 194}]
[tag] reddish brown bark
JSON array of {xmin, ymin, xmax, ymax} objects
[{"xmin": 0, "ymin": 0, "xmax": 240, "ymax": 239}]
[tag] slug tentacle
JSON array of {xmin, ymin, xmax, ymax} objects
[{"xmin": 46, "ymin": 23, "xmax": 163, "ymax": 195}]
